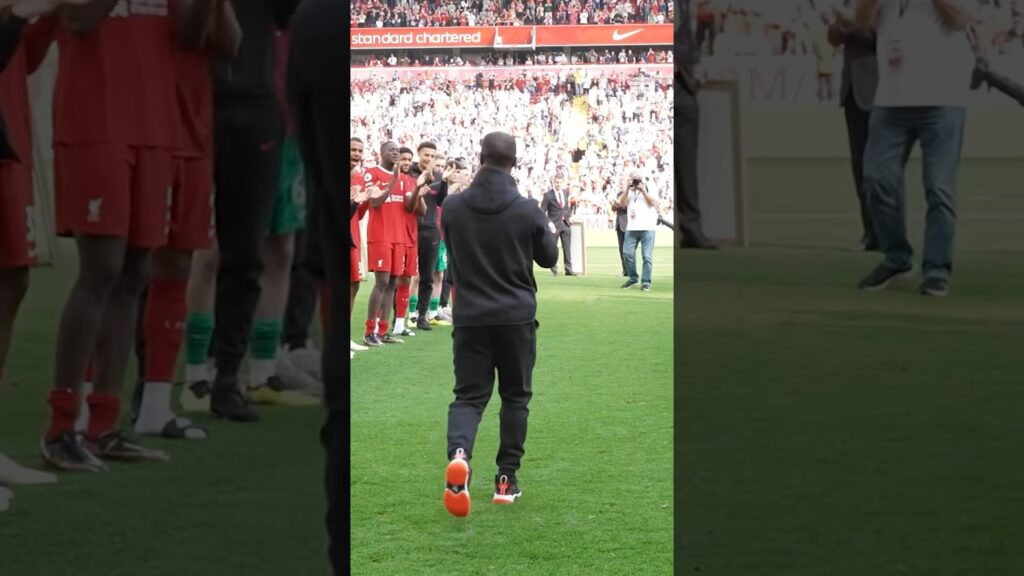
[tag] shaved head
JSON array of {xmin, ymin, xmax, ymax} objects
[{"xmin": 480, "ymin": 131, "xmax": 516, "ymax": 171}]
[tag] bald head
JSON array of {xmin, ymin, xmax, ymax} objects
[{"xmin": 480, "ymin": 131, "xmax": 516, "ymax": 171}]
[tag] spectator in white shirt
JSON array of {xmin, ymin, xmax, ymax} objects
[{"xmin": 855, "ymin": 0, "xmax": 974, "ymax": 296}]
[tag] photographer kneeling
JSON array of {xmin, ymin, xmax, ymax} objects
[{"xmin": 616, "ymin": 172, "xmax": 660, "ymax": 292}]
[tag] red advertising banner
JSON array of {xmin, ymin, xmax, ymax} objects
[{"xmin": 350, "ymin": 24, "xmax": 673, "ymax": 50}]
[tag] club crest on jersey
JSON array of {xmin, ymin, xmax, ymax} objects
[
  {"xmin": 110, "ymin": 0, "xmax": 169, "ymax": 17},
  {"xmin": 87, "ymin": 198, "xmax": 103, "ymax": 223},
  {"xmin": 364, "ymin": 173, "xmax": 373, "ymax": 183}
]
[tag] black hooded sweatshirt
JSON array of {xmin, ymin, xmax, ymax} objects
[{"xmin": 440, "ymin": 166, "xmax": 559, "ymax": 328}]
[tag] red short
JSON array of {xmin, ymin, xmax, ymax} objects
[
  {"xmin": 55, "ymin": 144, "xmax": 174, "ymax": 249},
  {"xmin": 366, "ymin": 242, "xmax": 403, "ymax": 276},
  {"xmin": 350, "ymin": 246, "xmax": 362, "ymax": 282},
  {"xmin": 0, "ymin": 161, "xmax": 37, "ymax": 269},
  {"xmin": 400, "ymin": 243, "xmax": 417, "ymax": 277},
  {"xmin": 166, "ymin": 156, "xmax": 214, "ymax": 251}
]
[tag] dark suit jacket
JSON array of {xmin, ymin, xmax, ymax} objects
[
  {"xmin": 675, "ymin": 0, "xmax": 698, "ymax": 95},
  {"xmin": 540, "ymin": 188, "xmax": 572, "ymax": 230},
  {"xmin": 614, "ymin": 206, "xmax": 628, "ymax": 232},
  {"xmin": 832, "ymin": 23, "xmax": 878, "ymax": 111}
]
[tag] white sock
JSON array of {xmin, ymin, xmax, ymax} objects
[
  {"xmin": 185, "ymin": 363, "xmax": 208, "ymax": 384},
  {"xmin": 249, "ymin": 359, "xmax": 276, "ymax": 389},
  {"xmin": 393, "ymin": 317, "xmax": 405, "ymax": 333},
  {"xmin": 134, "ymin": 382, "xmax": 206, "ymax": 440},
  {"xmin": 74, "ymin": 381, "xmax": 93, "ymax": 433}
]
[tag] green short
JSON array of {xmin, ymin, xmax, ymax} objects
[
  {"xmin": 268, "ymin": 135, "xmax": 307, "ymax": 236},
  {"xmin": 435, "ymin": 240, "xmax": 447, "ymax": 272}
]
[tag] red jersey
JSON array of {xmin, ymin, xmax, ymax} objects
[
  {"xmin": 53, "ymin": 0, "xmax": 178, "ymax": 148},
  {"xmin": 174, "ymin": 48, "xmax": 212, "ymax": 159},
  {"xmin": 364, "ymin": 165, "xmax": 411, "ymax": 245},
  {"xmin": 402, "ymin": 176, "xmax": 419, "ymax": 246}
]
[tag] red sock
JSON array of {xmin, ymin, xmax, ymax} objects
[
  {"xmin": 86, "ymin": 393, "xmax": 121, "ymax": 440},
  {"xmin": 364, "ymin": 319, "xmax": 376, "ymax": 337},
  {"xmin": 46, "ymin": 389, "xmax": 78, "ymax": 440},
  {"xmin": 83, "ymin": 357, "xmax": 95, "ymax": 383},
  {"xmin": 144, "ymin": 277, "xmax": 187, "ymax": 383},
  {"xmin": 377, "ymin": 320, "xmax": 389, "ymax": 337},
  {"xmin": 320, "ymin": 286, "xmax": 330, "ymax": 335},
  {"xmin": 394, "ymin": 284, "xmax": 410, "ymax": 320}
]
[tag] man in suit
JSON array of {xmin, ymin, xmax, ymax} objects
[
  {"xmin": 676, "ymin": 0, "xmax": 716, "ymax": 249},
  {"xmin": 540, "ymin": 175, "xmax": 575, "ymax": 275},
  {"xmin": 829, "ymin": 8, "xmax": 879, "ymax": 251}
]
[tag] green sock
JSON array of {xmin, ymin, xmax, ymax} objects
[
  {"xmin": 250, "ymin": 320, "xmax": 282, "ymax": 361},
  {"xmin": 409, "ymin": 295, "xmax": 419, "ymax": 314},
  {"xmin": 185, "ymin": 314, "xmax": 215, "ymax": 365}
]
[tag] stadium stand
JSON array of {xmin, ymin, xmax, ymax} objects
[{"xmin": 351, "ymin": 0, "xmax": 675, "ymax": 28}]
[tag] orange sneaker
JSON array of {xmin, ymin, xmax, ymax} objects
[{"xmin": 443, "ymin": 448, "xmax": 471, "ymax": 517}]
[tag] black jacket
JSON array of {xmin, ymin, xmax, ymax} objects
[
  {"xmin": 0, "ymin": 15, "xmax": 26, "ymax": 162},
  {"xmin": 440, "ymin": 166, "xmax": 558, "ymax": 328}
]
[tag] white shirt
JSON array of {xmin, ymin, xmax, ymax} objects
[
  {"xmin": 874, "ymin": 0, "xmax": 974, "ymax": 107},
  {"xmin": 626, "ymin": 187, "xmax": 658, "ymax": 231}
]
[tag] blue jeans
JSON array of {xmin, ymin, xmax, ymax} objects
[
  {"xmin": 622, "ymin": 230, "xmax": 656, "ymax": 284},
  {"xmin": 863, "ymin": 106, "xmax": 966, "ymax": 280}
]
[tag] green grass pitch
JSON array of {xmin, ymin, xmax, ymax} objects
[
  {"xmin": 350, "ymin": 236, "xmax": 675, "ymax": 575},
  {"xmin": 0, "ymin": 244, "xmax": 330, "ymax": 576},
  {"xmin": 677, "ymin": 159, "xmax": 1024, "ymax": 576}
]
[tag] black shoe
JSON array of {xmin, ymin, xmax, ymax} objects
[
  {"xmin": 565, "ymin": 271, "xmax": 578, "ymax": 276},
  {"xmin": 416, "ymin": 317, "xmax": 433, "ymax": 331},
  {"xmin": 399, "ymin": 329, "xmax": 416, "ymax": 337},
  {"xmin": 492, "ymin": 474, "xmax": 522, "ymax": 504},
  {"xmin": 85, "ymin": 430, "xmax": 170, "ymax": 462},
  {"xmin": 363, "ymin": 333, "xmax": 384, "ymax": 347},
  {"xmin": 40, "ymin": 432, "xmax": 107, "ymax": 473},
  {"xmin": 641, "ymin": 283, "xmax": 651, "ymax": 292},
  {"xmin": 550, "ymin": 268, "xmax": 558, "ymax": 277},
  {"xmin": 920, "ymin": 277, "xmax": 950, "ymax": 297},
  {"xmin": 380, "ymin": 333, "xmax": 404, "ymax": 344},
  {"xmin": 211, "ymin": 380, "xmax": 260, "ymax": 422},
  {"xmin": 621, "ymin": 280, "xmax": 638, "ymax": 289},
  {"xmin": 857, "ymin": 264, "xmax": 911, "ymax": 291}
]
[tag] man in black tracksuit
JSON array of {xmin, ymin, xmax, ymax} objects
[
  {"xmin": 439, "ymin": 132, "xmax": 558, "ymax": 517},
  {"xmin": 413, "ymin": 171, "xmax": 449, "ymax": 331},
  {"xmin": 209, "ymin": 0, "xmax": 300, "ymax": 421},
  {"xmin": 286, "ymin": 0, "xmax": 343, "ymax": 572}
]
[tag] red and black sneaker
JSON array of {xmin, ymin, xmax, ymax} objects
[
  {"xmin": 492, "ymin": 474, "xmax": 522, "ymax": 505},
  {"xmin": 443, "ymin": 448, "xmax": 471, "ymax": 517}
]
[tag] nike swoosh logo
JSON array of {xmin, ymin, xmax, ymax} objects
[{"xmin": 612, "ymin": 29, "xmax": 644, "ymax": 41}]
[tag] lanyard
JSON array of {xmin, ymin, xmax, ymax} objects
[{"xmin": 898, "ymin": 0, "xmax": 911, "ymax": 18}]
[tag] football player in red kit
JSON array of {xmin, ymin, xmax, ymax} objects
[
  {"xmin": 361, "ymin": 140, "xmax": 412, "ymax": 346},
  {"xmin": 131, "ymin": 0, "xmax": 240, "ymax": 441},
  {"xmin": 390, "ymin": 147, "xmax": 424, "ymax": 339},
  {"xmin": 0, "ymin": 0, "xmax": 86, "ymax": 502},
  {"xmin": 350, "ymin": 137, "xmax": 371, "ymax": 356},
  {"xmin": 41, "ymin": 0, "xmax": 199, "ymax": 471}
]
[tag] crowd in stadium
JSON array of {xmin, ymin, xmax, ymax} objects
[
  {"xmin": 350, "ymin": 68, "xmax": 673, "ymax": 230},
  {"xmin": 693, "ymin": 0, "xmax": 1022, "ymax": 58},
  {"xmin": 353, "ymin": 47, "xmax": 673, "ymax": 67},
  {"xmin": 350, "ymin": 0, "xmax": 675, "ymax": 28}
]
